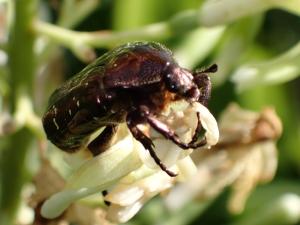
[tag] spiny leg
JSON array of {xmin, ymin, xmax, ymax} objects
[
  {"xmin": 138, "ymin": 105, "xmax": 207, "ymax": 149},
  {"xmin": 189, "ymin": 112, "xmax": 202, "ymax": 144},
  {"xmin": 127, "ymin": 113, "xmax": 177, "ymax": 177},
  {"xmin": 193, "ymin": 64, "xmax": 217, "ymax": 106},
  {"xmin": 188, "ymin": 65, "xmax": 217, "ymax": 142},
  {"xmin": 87, "ymin": 125, "xmax": 118, "ymax": 156},
  {"xmin": 146, "ymin": 114, "xmax": 207, "ymax": 149},
  {"xmin": 194, "ymin": 74, "xmax": 211, "ymax": 106}
]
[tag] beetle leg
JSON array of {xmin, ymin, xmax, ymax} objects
[
  {"xmin": 189, "ymin": 112, "xmax": 202, "ymax": 144},
  {"xmin": 127, "ymin": 114, "xmax": 177, "ymax": 177},
  {"xmin": 146, "ymin": 114, "xmax": 207, "ymax": 149},
  {"xmin": 87, "ymin": 125, "xmax": 118, "ymax": 156},
  {"xmin": 193, "ymin": 64, "xmax": 216, "ymax": 106},
  {"xmin": 136, "ymin": 105, "xmax": 207, "ymax": 149},
  {"xmin": 194, "ymin": 74, "xmax": 211, "ymax": 106}
]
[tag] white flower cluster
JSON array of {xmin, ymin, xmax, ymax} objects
[
  {"xmin": 41, "ymin": 101, "xmax": 219, "ymax": 223},
  {"xmin": 164, "ymin": 104, "xmax": 281, "ymax": 214}
]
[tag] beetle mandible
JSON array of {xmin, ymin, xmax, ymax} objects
[{"xmin": 42, "ymin": 41, "xmax": 217, "ymax": 177}]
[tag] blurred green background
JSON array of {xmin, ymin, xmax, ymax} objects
[{"xmin": 0, "ymin": 0, "xmax": 300, "ymax": 224}]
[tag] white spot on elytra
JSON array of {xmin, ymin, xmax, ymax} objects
[
  {"xmin": 68, "ymin": 109, "xmax": 72, "ymax": 116},
  {"xmin": 85, "ymin": 82, "xmax": 88, "ymax": 86},
  {"xmin": 97, "ymin": 96, "xmax": 100, "ymax": 104},
  {"xmin": 53, "ymin": 118, "xmax": 59, "ymax": 130},
  {"xmin": 99, "ymin": 80, "xmax": 104, "ymax": 90},
  {"xmin": 73, "ymin": 96, "xmax": 76, "ymax": 101},
  {"xmin": 76, "ymin": 100, "xmax": 80, "ymax": 107},
  {"xmin": 53, "ymin": 106, "xmax": 58, "ymax": 115}
]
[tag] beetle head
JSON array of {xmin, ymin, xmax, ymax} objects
[{"xmin": 164, "ymin": 66, "xmax": 200, "ymax": 102}]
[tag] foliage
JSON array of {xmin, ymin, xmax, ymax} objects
[{"xmin": 0, "ymin": 0, "xmax": 300, "ymax": 225}]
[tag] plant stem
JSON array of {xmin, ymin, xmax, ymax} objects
[
  {"xmin": 33, "ymin": 0, "xmax": 298, "ymax": 61},
  {"xmin": 33, "ymin": 9, "xmax": 201, "ymax": 61},
  {"xmin": 34, "ymin": 0, "xmax": 300, "ymax": 49},
  {"xmin": 34, "ymin": 18, "xmax": 172, "ymax": 49},
  {"xmin": 57, "ymin": 0, "xmax": 99, "ymax": 28},
  {"xmin": 0, "ymin": 0, "xmax": 37, "ymax": 224}
]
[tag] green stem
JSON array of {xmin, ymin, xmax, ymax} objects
[
  {"xmin": 34, "ymin": 19, "xmax": 172, "ymax": 48},
  {"xmin": 0, "ymin": 130, "xmax": 33, "ymax": 225},
  {"xmin": 33, "ymin": 0, "xmax": 297, "ymax": 61},
  {"xmin": 34, "ymin": 0, "xmax": 300, "ymax": 53},
  {"xmin": 58, "ymin": 0, "xmax": 99, "ymax": 28},
  {"xmin": 33, "ymin": 10, "xmax": 201, "ymax": 61},
  {"xmin": 0, "ymin": 0, "xmax": 37, "ymax": 224},
  {"xmin": 9, "ymin": 1, "xmax": 36, "ymax": 106}
]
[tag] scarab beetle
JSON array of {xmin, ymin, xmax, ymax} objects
[{"xmin": 42, "ymin": 41, "xmax": 217, "ymax": 176}]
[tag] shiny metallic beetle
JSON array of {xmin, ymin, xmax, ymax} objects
[{"xmin": 42, "ymin": 41, "xmax": 217, "ymax": 176}]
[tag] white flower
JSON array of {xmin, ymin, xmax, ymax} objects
[
  {"xmin": 164, "ymin": 104, "xmax": 282, "ymax": 213},
  {"xmin": 105, "ymin": 169, "xmax": 175, "ymax": 223},
  {"xmin": 41, "ymin": 101, "xmax": 219, "ymax": 223}
]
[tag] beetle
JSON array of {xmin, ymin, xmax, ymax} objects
[{"xmin": 42, "ymin": 41, "xmax": 217, "ymax": 177}]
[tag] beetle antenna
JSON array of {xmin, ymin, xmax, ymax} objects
[
  {"xmin": 195, "ymin": 64, "xmax": 218, "ymax": 74},
  {"xmin": 203, "ymin": 64, "xmax": 218, "ymax": 73}
]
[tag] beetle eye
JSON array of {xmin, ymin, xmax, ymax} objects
[
  {"xmin": 165, "ymin": 74, "xmax": 180, "ymax": 92},
  {"xmin": 169, "ymin": 83, "xmax": 180, "ymax": 92}
]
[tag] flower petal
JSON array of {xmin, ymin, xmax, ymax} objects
[
  {"xmin": 105, "ymin": 170, "xmax": 174, "ymax": 223},
  {"xmin": 41, "ymin": 125, "xmax": 144, "ymax": 219},
  {"xmin": 105, "ymin": 186, "xmax": 144, "ymax": 206},
  {"xmin": 106, "ymin": 200, "xmax": 144, "ymax": 223},
  {"xmin": 193, "ymin": 102, "xmax": 219, "ymax": 146},
  {"xmin": 66, "ymin": 125, "xmax": 142, "ymax": 189},
  {"xmin": 137, "ymin": 100, "xmax": 209, "ymax": 171}
]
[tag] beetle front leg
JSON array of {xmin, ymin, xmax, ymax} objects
[
  {"xmin": 127, "ymin": 113, "xmax": 177, "ymax": 177},
  {"xmin": 88, "ymin": 125, "xmax": 118, "ymax": 156},
  {"xmin": 189, "ymin": 112, "xmax": 202, "ymax": 144},
  {"xmin": 193, "ymin": 64, "xmax": 216, "ymax": 106},
  {"xmin": 146, "ymin": 114, "xmax": 207, "ymax": 149}
]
